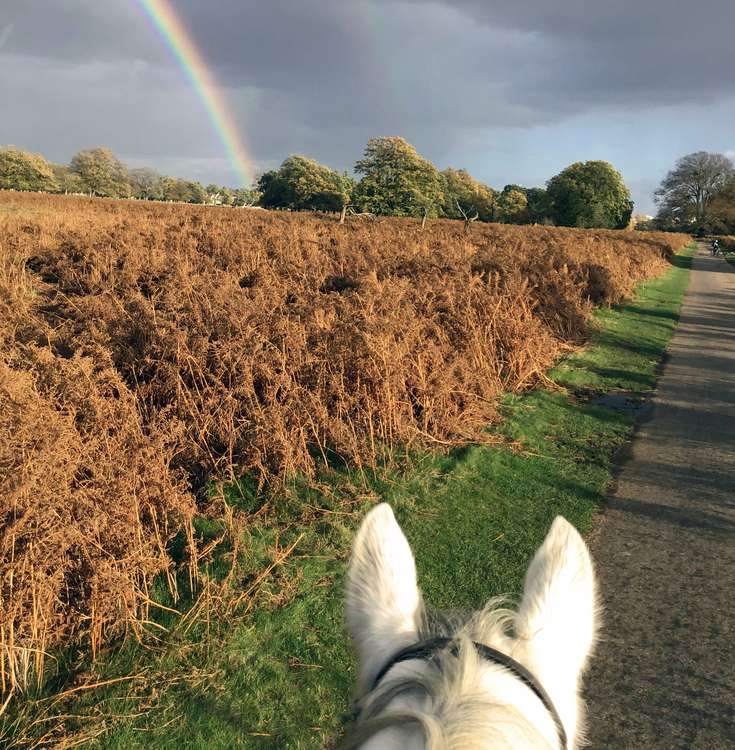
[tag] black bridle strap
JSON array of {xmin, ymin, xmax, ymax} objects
[{"xmin": 370, "ymin": 636, "xmax": 567, "ymax": 750}]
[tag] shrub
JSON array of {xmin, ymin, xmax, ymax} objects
[{"xmin": 0, "ymin": 190, "xmax": 688, "ymax": 691}]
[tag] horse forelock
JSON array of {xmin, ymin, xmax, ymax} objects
[{"xmin": 340, "ymin": 599, "xmax": 556, "ymax": 750}]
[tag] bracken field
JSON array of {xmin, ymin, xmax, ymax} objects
[{"xmin": 0, "ymin": 190, "xmax": 689, "ymax": 699}]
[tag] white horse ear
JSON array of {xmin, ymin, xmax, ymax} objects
[
  {"xmin": 514, "ymin": 517, "xmax": 598, "ymax": 741},
  {"xmin": 346, "ymin": 504, "xmax": 422, "ymax": 694}
]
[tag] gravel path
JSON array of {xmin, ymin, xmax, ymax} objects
[{"xmin": 585, "ymin": 244, "xmax": 735, "ymax": 749}]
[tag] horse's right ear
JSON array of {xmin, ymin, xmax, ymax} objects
[
  {"xmin": 514, "ymin": 516, "xmax": 598, "ymax": 746},
  {"xmin": 346, "ymin": 504, "xmax": 422, "ymax": 695}
]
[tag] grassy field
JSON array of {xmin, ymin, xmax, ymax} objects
[{"xmin": 2, "ymin": 239, "xmax": 696, "ymax": 750}]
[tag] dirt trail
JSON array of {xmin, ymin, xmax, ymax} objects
[{"xmin": 585, "ymin": 244, "xmax": 735, "ymax": 749}]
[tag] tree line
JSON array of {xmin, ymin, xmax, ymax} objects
[
  {"xmin": 1, "ymin": 137, "xmax": 636, "ymax": 229},
  {"xmin": 0, "ymin": 145, "xmax": 258, "ymax": 206},
  {"xmin": 256, "ymin": 137, "xmax": 633, "ymax": 229}
]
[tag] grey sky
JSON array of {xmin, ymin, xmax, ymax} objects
[{"xmin": 2, "ymin": 1, "xmax": 734, "ymax": 213}]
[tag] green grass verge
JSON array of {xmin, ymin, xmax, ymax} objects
[{"xmin": 2, "ymin": 245, "xmax": 696, "ymax": 750}]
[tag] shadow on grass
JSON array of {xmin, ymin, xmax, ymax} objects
[
  {"xmin": 593, "ymin": 329, "xmax": 673, "ymax": 357},
  {"xmin": 668, "ymin": 252, "xmax": 695, "ymax": 270},
  {"xmin": 585, "ymin": 367, "xmax": 655, "ymax": 386},
  {"xmin": 621, "ymin": 306, "xmax": 680, "ymax": 321}
]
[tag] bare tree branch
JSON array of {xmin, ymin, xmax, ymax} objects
[{"xmin": 456, "ymin": 199, "xmax": 479, "ymax": 232}]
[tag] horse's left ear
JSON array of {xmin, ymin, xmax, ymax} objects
[{"xmin": 346, "ymin": 504, "xmax": 422, "ymax": 694}]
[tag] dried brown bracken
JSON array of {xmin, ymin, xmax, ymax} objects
[{"xmin": 0, "ymin": 191, "xmax": 689, "ymax": 693}]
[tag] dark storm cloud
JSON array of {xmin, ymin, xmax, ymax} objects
[
  {"xmin": 152, "ymin": 0, "xmax": 735, "ymax": 164},
  {"xmin": 148, "ymin": 1, "xmax": 567, "ymax": 163},
  {"xmin": 0, "ymin": 52, "xmax": 215, "ymax": 157},
  {"xmin": 454, "ymin": 0, "xmax": 735, "ymax": 103},
  {"xmin": 2, "ymin": 0, "xmax": 734, "ymax": 193},
  {"xmin": 2, "ymin": 0, "xmax": 162, "ymax": 63},
  {"xmin": 150, "ymin": 0, "xmax": 735, "ymax": 122},
  {"xmin": 1, "ymin": 1, "xmax": 552, "ymax": 165}
]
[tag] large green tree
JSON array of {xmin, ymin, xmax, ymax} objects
[
  {"xmin": 204, "ymin": 184, "xmax": 236, "ymax": 205},
  {"xmin": 523, "ymin": 187, "xmax": 552, "ymax": 224},
  {"xmin": 70, "ymin": 147, "xmax": 130, "ymax": 197},
  {"xmin": 353, "ymin": 137, "xmax": 443, "ymax": 217},
  {"xmin": 129, "ymin": 167, "xmax": 165, "ymax": 201},
  {"xmin": 655, "ymin": 151, "xmax": 734, "ymax": 229},
  {"xmin": 0, "ymin": 147, "xmax": 59, "ymax": 192},
  {"xmin": 547, "ymin": 160, "xmax": 633, "ymax": 229},
  {"xmin": 709, "ymin": 175, "xmax": 735, "ymax": 233},
  {"xmin": 186, "ymin": 181, "xmax": 207, "ymax": 204},
  {"xmin": 161, "ymin": 177, "xmax": 188, "ymax": 202},
  {"xmin": 258, "ymin": 155, "xmax": 353, "ymax": 212},
  {"xmin": 161, "ymin": 177, "xmax": 207, "ymax": 203},
  {"xmin": 496, "ymin": 185, "xmax": 529, "ymax": 224},
  {"xmin": 232, "ymin": 187, "xmax": 261, "ymax": 207},
  {"xmin": 51, "ymin": 163, "xmax": 84, "ymax": 194},
  {"xmin": 440, "ymin": 168, "xmax": 495, "ymax": 222}
]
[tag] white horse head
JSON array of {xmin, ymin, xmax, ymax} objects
[{"xmin": 342, "ymin": 504, "xmax": 598, "ymax": 749}]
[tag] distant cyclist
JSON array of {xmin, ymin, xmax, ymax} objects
[{"xmin": 711, "ymin": 239, "xmax": 720, "ymax": 256}]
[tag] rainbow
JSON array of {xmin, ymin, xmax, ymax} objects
[{"xmin": 136, "ymin": 0, "xmax": 253, "ymax": 187}]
